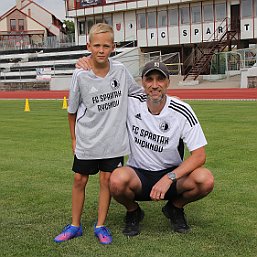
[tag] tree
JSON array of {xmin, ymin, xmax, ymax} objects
[{"xmin": 63, "ymin": 20, "xmax": 75, "ymax": 34}]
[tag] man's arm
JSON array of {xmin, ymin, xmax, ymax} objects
[
  {"xmin": 75, "ymin": 56, "xmax": 92, "ymax": 70},
  {"xmin": 150, "ymin": 146, "xmax": 206, "ymax": 201},
  {"xmin": 68, "ymin": 113, "xmax": 77, "ymax": 153}
]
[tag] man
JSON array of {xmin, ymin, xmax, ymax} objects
[{"xmin": 109, "ymin": 61, "xmax": 214, "ymax": 236}]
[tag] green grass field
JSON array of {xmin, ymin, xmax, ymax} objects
[{"xmin": 0, "ymin": 100, "xmax": 257, "ymax": 257}]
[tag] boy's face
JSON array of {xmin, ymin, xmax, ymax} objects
[{"xmin": 87, "ymin": 32, "xmax": 115, "ymax": 65}]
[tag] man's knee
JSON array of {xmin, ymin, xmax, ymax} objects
[
  {"xmin": 109, "ymin": 168, "xmax": 129, "ymax": 195},
  {"xmin": 195, "ymin": 168, "xmax": 214, "ymax": 195}
]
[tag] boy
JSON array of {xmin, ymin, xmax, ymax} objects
[{"xmin": 54, "ymin": 23, "xmax": 141, "ymax": 244}]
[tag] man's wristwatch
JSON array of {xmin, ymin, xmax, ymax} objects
[{"xmin": 167, "ymin": 172, "xmax": 177, "ymax": 183}]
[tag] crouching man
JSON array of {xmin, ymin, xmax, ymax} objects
[{"xmin": 109, "ymin": 61, "xmax": 214, "ymax": 236}]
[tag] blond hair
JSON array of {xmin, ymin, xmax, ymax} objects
[{"xmin": 88, "ymin": 23, "xmax": 114, "ymax": 42}]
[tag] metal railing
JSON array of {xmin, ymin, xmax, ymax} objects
[{"xmin": 0, "ymin": 34, "xmax": 76, "ymax": 51}]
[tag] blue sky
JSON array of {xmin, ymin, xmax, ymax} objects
[{"xmin": 0, "ymin": 0, "xmax": 67, "ymax": 20}]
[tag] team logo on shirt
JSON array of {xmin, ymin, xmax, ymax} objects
[
  {"xmin": 135, "ymin": 113, "xmax": 142, "ymax": 120},
  {"xmin": 159, "ymin": 121, "xmax": 170, "ymax": 132},
  {"xmin": 110, "ymin": 79, "xmax": 120, "ymax": 90}
]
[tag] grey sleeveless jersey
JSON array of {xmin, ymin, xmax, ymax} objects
[{"xmin": 68, "ymin": 59, "xmax": 142, "ymax": 160}]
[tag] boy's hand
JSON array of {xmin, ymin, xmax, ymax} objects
[
  {"xmin": 72, "ymin": 139, "xmax": 76, "ymax": 154},
  {"xmin": 76, "ymin": 56, "xmax": 92, "ymax": 70}
]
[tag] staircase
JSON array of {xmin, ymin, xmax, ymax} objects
[{"xmin": 183, "ymin": 19, "xmax": 238, "ymax": 81}]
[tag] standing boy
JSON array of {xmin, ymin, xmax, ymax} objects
[{"xmin": 54, "ymin": 23, "xmax": 141, "ymax": 244}]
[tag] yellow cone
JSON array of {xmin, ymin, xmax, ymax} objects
[
  {"xmin": 24, "ymin": 98, "xmax": 30, "ymax": 112},
  {"xmin": 62, "ymin": 96, "xmax": 68, "ymax": 109}
]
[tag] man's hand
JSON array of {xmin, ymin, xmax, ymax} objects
[
  {"xmin": 150, "ymin": 175, "xmax": 172, "ymax": 201},
  {"xmin": 76, "ymin": 56, "xmax": 92, "ymax": 70}
]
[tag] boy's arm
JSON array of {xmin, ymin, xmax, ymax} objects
[
  {"xmin": 125, "ymin": 67, "xmax": 144, "ymax": 95},
  {"xmin": 68, "ymin": 113, "xmax": 77, "ymax": 154}
]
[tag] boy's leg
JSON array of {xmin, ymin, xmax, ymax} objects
[
  {"xmin": 94, "ymin": 155, "xmax": 123, "ymax": 245},
  {"xmin": 54, "ymin": 173, "xmax": 88, "ymax": 243},
  {"xmin": 97, "ymin": 171, "xmax": 112, "ymax": 226},
  {"xmin": 93, "ymin": 171, "xmax": 113, "ymax": 245},
  {"xmin": 72, "ymin": 173, "xmax": 89, "ymax": 226}
]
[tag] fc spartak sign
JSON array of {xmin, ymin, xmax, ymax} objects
[{"xmin": 80, "ymin": 0, "xmax": 102, "ymax": 7}]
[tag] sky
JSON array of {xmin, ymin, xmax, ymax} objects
[{"xmin": 0, "ymin": 0, "xmax": 67, "ymax": 21}]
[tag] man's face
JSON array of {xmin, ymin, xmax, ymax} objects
[
  {"xmin": 87, "ymin": 32, "xmax": 115, "ymax": 65},
  {"xmin": 142, "ymin": 71, "xmax": 169, "ymax": 100}
]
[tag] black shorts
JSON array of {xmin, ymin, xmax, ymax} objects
[
  {"xmin": 72, "ymin": 155, "xmax": 124, "ymax": 175},
  {"xmin": 131, "ymin": 167, "xmax": 178, "ymax": 201}
]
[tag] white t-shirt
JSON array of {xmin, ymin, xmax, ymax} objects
[
  {"xmin": 68, "ymin": 59, "xmax": 142, "ymax": 160},
  {"xmin": 126, "ymin": 94, "xmax": 207, "ymax": 171}
]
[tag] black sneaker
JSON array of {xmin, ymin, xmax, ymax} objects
[
  {"xmin": 162, "ymin": 201, "xmax": 190, "ymax": 233},
  {"xmin": 122, "ymin": 206, "xmax": 145, "ymax": 237}
]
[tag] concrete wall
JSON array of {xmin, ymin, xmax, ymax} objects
[{"xmin": 50, "ymin": 76, "xmax": 71, "ymax": 91}]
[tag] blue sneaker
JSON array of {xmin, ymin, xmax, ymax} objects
[
  {"xmin": 54, "ymin": 224, "xmax": 83, "ymax": 243},
  {"xmin": 94, "ymin": 225, "xmax": 112, "ymax": 245}
]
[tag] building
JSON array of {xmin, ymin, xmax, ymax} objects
[
  {"xmin": 66, "ymin": 0, "xmax": 257, "ymax": 48},
  {"xmin": 65, "ymin": 0, "xmax": 257, "ymax": 77},
  {"xmin": 0, "ymin": 0, "xmax": 66, "ymax": 49}
]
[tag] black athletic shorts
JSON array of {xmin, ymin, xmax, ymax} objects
[
  {"xmin": 72, "ymin": 155, "xmax": 124, "ymax": 175},
  {"xmin": 131, "ymin": 166, "xmax": 178, "ymax": 201}
]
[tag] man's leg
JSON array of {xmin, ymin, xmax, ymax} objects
[
  {"xmin": 163, "ymin": 167, "xmax": 214, "ymax": 233},
  {"xmin": 110, "ymin": 167, "xmax": 144, "ymax": 236},
  {"xmin": 175, "ymin": 167, "xmax": 214, "ymax": 207}
]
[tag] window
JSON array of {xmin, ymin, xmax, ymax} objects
[
  {"xmin": 10, "ymin": 19, "xmax": 16, "ymax": 31},
  {"xmin": 168, "ymin": 8, "xmax": 178, "ymax": 26},
  {"xmin": 203, "ymin": 4, "xmax": 214, "ymax": 22},
  {"xmin": 215, "ymin": 3, "xmax": 226, "ymax": 21},
  {"xmin": 137, "ymin": 13, "xmax": 146, "ymax": 29},
  {"xmin": 147, "ymin": 12, "xmax": 156, "ymax": 28},
  {"xmin": 79, "ymin": 21, "xmax": 85, "ymax": 35},
  {"xmin": 180, "ymin": 7, "xmax": 190, "ymax": 24},
  {"xmin": 86, "ymin": 19, "xmax": 94, "ymax": 34},
  {"xmin": 18, "ymin": 19, "xmax": 24, "ymax": 31},
  {"xmin": 191, "ymin": 5, "xmax": 201, "ymax": 23},
  {"xmin": 103, "ymin": 16, "xmax": 112, "ymax": 26},
  {"xmin": 241, "ymin": 0, "xmax": 252, "ymax": 18},
  {"xmin": 158, "ymin": 10, "xmax": 167, "ymax": 27},
  {"xmin": 95, "ymin": 17, "xmax": 103, "ymax": 24}
]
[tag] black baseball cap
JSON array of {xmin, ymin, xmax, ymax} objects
[{"xmin": 141, "ymin": 61, "xmax": 170, "ymax": 78}]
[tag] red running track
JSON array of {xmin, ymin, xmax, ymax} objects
[{"xmin": 0, "ymin": 88, "xmax": 256, "ymax": 100}]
